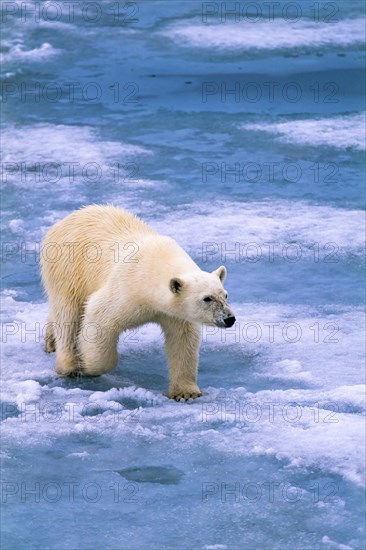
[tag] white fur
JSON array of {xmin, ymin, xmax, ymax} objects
[{"xmin": 41, "ymin": 205, "xmax": 234, "ymax": 399}]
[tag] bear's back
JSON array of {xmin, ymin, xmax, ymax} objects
[
  {"xmin": 59, "ymin": 205, "xmax": 155, "ymax": 240},
  {"xmin": 41, "ymin": 205, "xmax": 156, "ymax": 303}
]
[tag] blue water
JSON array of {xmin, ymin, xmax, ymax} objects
[{"xmin": 1, "ymin": 1, "xmax": 365, "ymax": 549}]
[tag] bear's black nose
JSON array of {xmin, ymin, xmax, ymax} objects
[{"xmin": 224, "ymin": 316, "xmax": 236, "ymax": 328}]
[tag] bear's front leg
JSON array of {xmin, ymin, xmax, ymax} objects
[
  {"xmin": 78, "ymin": 288, "xmax": 120, "ymax": 376},
  {"xmin": 161, "ymin": 318, "xmax": 202, "ymax": 401}
]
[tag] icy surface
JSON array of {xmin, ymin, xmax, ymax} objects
[
  {"xmin": 240, "ymin": 113, "xmax": 366, "ymax": 151},
  {"xmin": 161, "ymin": 18, "xmax": 366, "ymax": 51}
]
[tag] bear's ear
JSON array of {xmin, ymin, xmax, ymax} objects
[
  {"xmin": 170, "ymin": 277, "xmax": 184, "ymax": 294},
  {"xmin": 212, "ymin": 265, "xmax": 227, "ymax": 282}
]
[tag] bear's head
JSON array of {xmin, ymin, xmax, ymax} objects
[{"xmin": 169, "ymin": 266, "xmax": 235, "ymax": 328}]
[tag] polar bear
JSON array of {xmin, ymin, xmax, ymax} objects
[{"xmin": 41, "ymin": 205, "xmax": 235, "ymax": 400}]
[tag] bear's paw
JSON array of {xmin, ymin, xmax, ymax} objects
[{"xmin": 169, "ymin": 387, "xmax": 202, "ymax": 401}]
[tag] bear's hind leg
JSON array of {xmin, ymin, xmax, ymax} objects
[
  {"xmin": 78, "ymin": 289, "xmax": 119, "ymax": 376},
  {"xmin": 53, "ymin": 302, "xmax": 81, "ymax": 376},
  {"xmin": 44, "ymin": 314, "xmax": 56, "ymax": 353}
]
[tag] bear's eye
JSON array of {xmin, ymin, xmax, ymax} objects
[
  {"xmin": 225, "ymin": 292, "xmax": 228, "ymax": 299},
  {"xmin": 203, "ymin": 296, "xmax": 213, "ymax": 303}
]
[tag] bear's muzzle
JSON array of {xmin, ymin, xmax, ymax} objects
[{"xmin": 223, "ymin": 316, "xmax": 236, "ymax": 328}]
